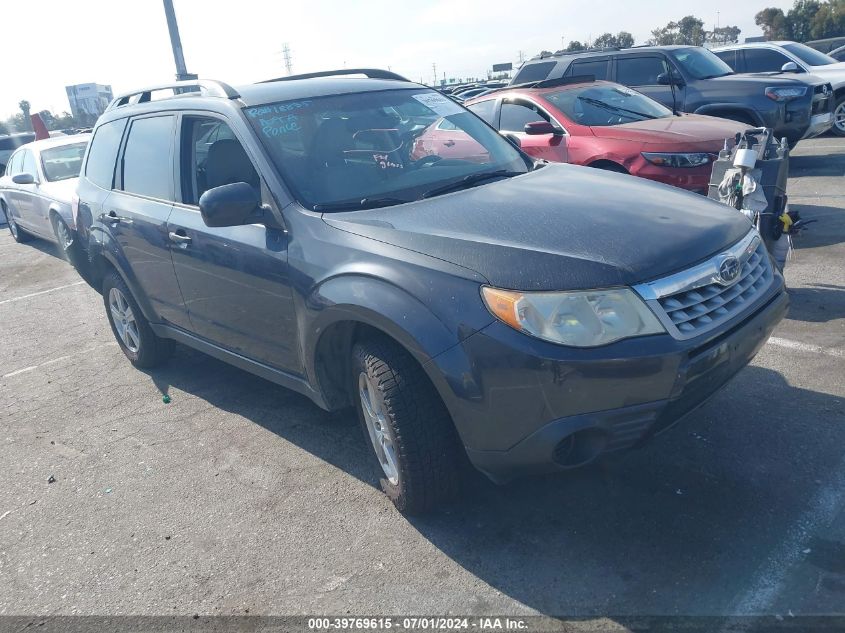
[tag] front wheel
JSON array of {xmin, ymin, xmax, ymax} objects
[
  {"xmin": 352, "ymin": 338, "xmax": 464, "ymax": 514},
  {"xmin": 102, "ymin": 271, "xmax": 173, "ymax": 368},
  {"xmin": 3, "ymin": 203, "xmax": 33, "ymax": 243},
  {"xmin": 51, "ymin": 214, "xmax": 84, "ymax": 268},
  {"xmin": 832, "ymin": 96, "xmax": 845, "ymax": 138}
]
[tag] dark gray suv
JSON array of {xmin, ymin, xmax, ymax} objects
[
  {"xmin": 74, "ymin": 70, "xmax": 788, "ymax": 513},
  {"xmin": 511, "ymin": 46, "xmax": 833, "ymax": 146}
]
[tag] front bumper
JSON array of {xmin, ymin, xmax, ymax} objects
[{"xmin": 430, "ymin": 278, "xmax": 788, "ymax": 483}]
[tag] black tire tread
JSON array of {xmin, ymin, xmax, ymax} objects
[{"xmin": 353, "ymin": 337, "xmax": 463, "ymax": 514}]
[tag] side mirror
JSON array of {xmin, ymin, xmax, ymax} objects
[
  {"xmin": 199, "ymin": 182, "xmax": 260, "ymax": 228},
  {"xmin": 781, "ymin": 61, "xmax": 800, "ymax": 73},
  {"xmin": 524, "ymin": 121, "xmax": 561, "ymax": 136},
  {"xmin": 501, "ymin": 132, "xmax": 521, "ymax": 148},
  {"xmin": 12, "ymin": 173, "xmax": 35, "ymax": 185}
]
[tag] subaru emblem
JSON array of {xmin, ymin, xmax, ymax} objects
[{"xmin": 718, "ymin": 256, "xmax": 741, "ymax": 284}]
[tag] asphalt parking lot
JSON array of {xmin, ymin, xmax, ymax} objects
[{"xmin": 0, "ymin": 136, "xmax": 843, "ymax": 622}]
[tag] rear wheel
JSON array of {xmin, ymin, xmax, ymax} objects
[
  {"xmin": 832, "ymin": 96, "xmax": 845, "ymax": 137},
  {"xmin": 102, "ymin": 271, "xmax": 173, "ymax": 368},
  {"xmin": 352, "ymin": 337, "xmax": 463, "ymax": 514},
  {"xmin": 3, "ymin": 202, "xmax": 32, "ymax": 243}
]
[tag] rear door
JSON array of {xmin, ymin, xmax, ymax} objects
[
  {"xmin": 166, "ymin": 113, "xmax": 300, "ymax": 373},
  {"xmin": 106, "ymin": 113, "xmax": 190, "ymax": 328},
  {"xmin": 615, "ymin": 54, "xmax": 679, "ymax": 110},
  {"xmin": 498, "ymin": 98, "xmax": 567, "ymax": 162}
]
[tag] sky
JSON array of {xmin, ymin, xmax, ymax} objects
[{"xmin": 1, "ymin": 0, "xmax": 795, "ymax": 120}]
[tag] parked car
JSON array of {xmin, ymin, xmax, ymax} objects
[
  {"xmin": 0, "ymin": 133, "xmax": 35, "ymax": 176},
  {"xmin": 511, "ymin": 46, "xmax": 833, "ymax": 146},
  {"xmin": 465, "ymin": 78, "xmax": 747, "ymax": 193},
  {"xmin": 712, "ymin": 41, "xmax": 845, "ymax": 136},
  {"xmin": 830, "ymin": 45, "xmax": 845, "ymax": 63},
  {"xmin": 75, "ymin": 71, "xmax": 787, "ymax": 514},
  {"xmin": 0, "ymin": 134, "xmax": 91, "ymax": 263}
]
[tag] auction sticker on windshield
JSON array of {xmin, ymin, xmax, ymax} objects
[{"xmin": 412, "ymin": 92, "xmax": 464, "ymax": 116}]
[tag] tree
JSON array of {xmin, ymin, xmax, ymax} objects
[
  {"xmin": 616, "ymin": 31, "xmax": 635, "ymax": 48},
  {"xmin": 756, "ymin": 7, "xmax": 790, "ymax": 39},
  {"xmin": 706, "ymin": 25, "xmax": 742, "ymax": 45},
  {"xmin": 648, "ymin": 16, "xmax": 706, "ymax": 46},
  {"xmin": 810, "ymin": 0, "xmax": 845, "ymax": 38},
  {"xmin": 18, "ymin": 100, "xmax": 32, "ymax": 132},
  {"xmin": 565, "ymin": 40, "xmax": 585, "ymax": 51},
  {"xmin": 787, "ymin": 0, "xmax": 822, "ymax": 41}
]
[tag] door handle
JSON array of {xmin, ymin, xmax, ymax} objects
[
  {"xmin": 168, "ymin": 230, "xmax": 192, "ymax": 245},
  {"xmin": 443, "ymin": 140, "xmax": 455, "ymax": 147},
  {"xmin": 102, "ymin": 211, "xmax": 132, "ymax": 225}
]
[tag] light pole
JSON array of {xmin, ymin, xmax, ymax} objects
[{"xmin": 162, "ymin": 0, "xmax": 196, "ymax": 81}]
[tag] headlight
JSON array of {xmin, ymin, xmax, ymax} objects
[
  {"xmin": 765, "ymin": 86, "xmax": 807, "ymax": 101},
  {"xmin": 481, "ymin": 286, "xmax": 665, "ymax": 347},
  {"xmin": 641, "ymin": 152, "xmax": 713, "ymax": 168}
]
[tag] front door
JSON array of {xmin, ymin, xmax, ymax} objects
[
  {"xmin": 498, "ymin": 99, "xmax": 568, "ymax": 162},
  {"xmin": 615, "ymin": 55, "xmax": 682, "ymax": 111},
  {"xmin": 167, "ymin": 115, "xmax": 300, "ymax": 373}
]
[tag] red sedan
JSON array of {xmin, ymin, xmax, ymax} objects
[{"xmin": 464, "ymin": 80, "xmax": 747, "ymax": 193}]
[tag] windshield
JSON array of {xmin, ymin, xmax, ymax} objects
[
  {"xmin": 40, "ymin": 142, "xmax": 88, "ymax": 182},
  {"xmin": 245, "ymin": 88, "xmax": 528, "ymax": 209},
  {"xmin": 670, "ymin": 47, "xmax": 734, "ymax": 79},
  {"xmin": 545, "ymin": 84, "xmax": 671, "ymax": 126},
  {"xmin": 783, "ymin": 42, "xmax": 836, "ymax": 67}
]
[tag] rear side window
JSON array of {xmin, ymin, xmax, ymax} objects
[
  {"xmin": 86, "ymin": 119, "xmax": 127, "ymax": 189},
  {"xmin": 743, "ymin": 48, "xmax": 792, "ymax": 73},
  {"xmin": 467, "ymin": 99, "xmax": 496, "ymax": 125},
  {"xmin": 121, "ymin": 115, "xmax": 175, "ymax": 201},
  {"xmin": 713, "ymin": 49, "xmax": 739, "ymax": 70},
  {"xmin": 616, "ymin": 56, "xmax": 668, "ymax": 85},
  {"xmin": 566, "ymin": 59, "xmax": 610, "ymax": 80},
  {"xmin": 512, "ymin": 61, "xmax": 557, "ymax": 84}
]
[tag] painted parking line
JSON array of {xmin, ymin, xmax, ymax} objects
[
  {"xmin": 0, "ymin": 281, "xmax": 85, "ymax": 306},
  {"xmin": 2, "ymin": 342, "xmax": 118, "ymax": 378},
  {"xmin": 767, "ymin": 336, "xmax": 845, "ymax": 359}
]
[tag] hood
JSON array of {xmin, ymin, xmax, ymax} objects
[
  {"xmin": 805, "ymin": 63, "xmax": 845, "ymax": 86},
  {"xmin": 322, "ymin": 164, "xmax": 751, "ymax": 291},
  {"xmin": 590, "ymin": 114, "xmax": 746, "ymax": 147},
  {"xmin": 38, "ymin": 177, "xmax": 78, "ymax": 205}
]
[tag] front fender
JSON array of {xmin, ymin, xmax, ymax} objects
[{"xmin": 693, "ymin": 103, "xmax": 762, "ymax": 125}]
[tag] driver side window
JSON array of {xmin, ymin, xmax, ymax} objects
[
  {"xmin": 499, "ymin": 101, "xmax": 549, "ymax": 133},
  {"xmin": 180, "ymin": 116, "xmax": 260, "ymax": 206}
]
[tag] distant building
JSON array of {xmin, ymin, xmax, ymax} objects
[{"xmin": 65, "ymin": 83, "xmax": 113, "ymax": 123}]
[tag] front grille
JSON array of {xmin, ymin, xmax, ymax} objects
[
  {"xmin": 633, "ymin": 231, "xmax": 774, "ymax": 340},
  {"xmin": 657, "ymin": 241, "xmax": 771, "ymax": 336}
]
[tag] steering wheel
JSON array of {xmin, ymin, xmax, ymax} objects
[{"xmin": 413, "ymin": 155, "xmax": 443, "ymax": 168}]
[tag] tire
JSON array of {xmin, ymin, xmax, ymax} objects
[
  {"xmin": 102, "ymin": 270, "xmax": 173, "ymax": 368},
  {"xmin": 50, "ymin": 214, "xmax": 84, "ymax": 268},
  {"xmin": 2, "ymin": 202, "xmax": 33, "ymax": 243},
  {"xmin": 352, "ymin": 337, "xmax": 464, "ymax": 514},
  {"xmin": 832, "ymin": 95, "xmax": 845, "ymax": 138},
  {"xmin": 591, "ymin": 162, "xmax": 628, "ymax": 174}
]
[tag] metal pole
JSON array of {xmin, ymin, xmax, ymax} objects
[{"xmin": 162, "ymin": 0, "xmax": 190, "ymax": 81}]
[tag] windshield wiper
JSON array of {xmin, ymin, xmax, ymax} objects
[
  {"xmin": 312, "ymin": 196, "xmax": 410, "ymax": 212},
  {"xmin": 420, "ymin": 170, "xmax": 523, "ymax": 199},
  {"xmin": 577, "ymin": 96, "xmax": 657, "ymax": 120}
]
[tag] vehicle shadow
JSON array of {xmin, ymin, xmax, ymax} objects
[
  {"xmin": 786, "ymin": 203, "xmax": 845, "ymax": 250},
  {"xmin": 786, "ymin": 283, "xmax": 845, "ymax": 323},
  {"xmin": 140, "ymin": 349, "xmax": 845, "ymax": 615},
  {"xmin": 789, "ymin": 152, "xmax": 845, "ymax": 178}
]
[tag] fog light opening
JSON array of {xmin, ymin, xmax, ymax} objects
[{"xmin": 553, "ymin": 428, "xmax": 608, "ymax": 468}]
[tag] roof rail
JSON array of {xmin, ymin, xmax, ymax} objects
[
  {"xmin": 484, "ymin": 74, "xmax": 597, "ymax": 96},
  {"xmin": 532, "ymin": 46, "xmax": 620, "ymax": 61},
  {"xmin": 106, "ymin": 80, "xmax": 240, "ymax": 111},
  {"xmin": 260, "ymin": 68, "xmax": 410, "ymax": 84}
]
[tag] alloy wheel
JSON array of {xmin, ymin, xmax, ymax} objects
[
  {"xmin": 358, "ymin": 372, "xmax": 399, "ymax": 484},
  {"xmin": 108, "ymin": 287, "xmax": 141, "ymax": 353},
  {"xmin": 835, "ymin": 101, "xmax": 845, "ymax": 134},
  {"xmin": 55, "ymin": 220, "xmax": 73, "ymax": 250}
]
